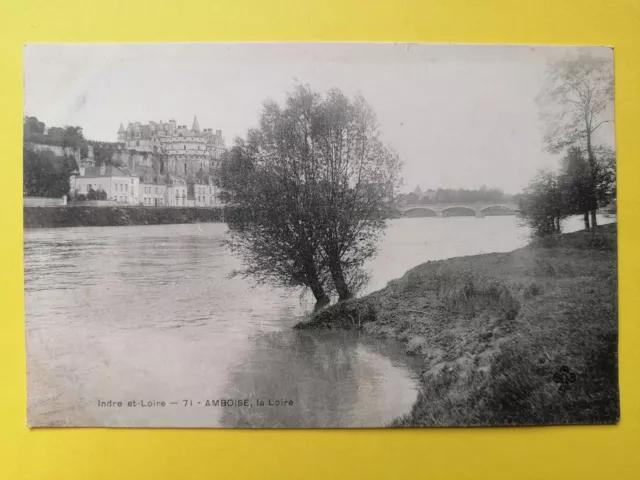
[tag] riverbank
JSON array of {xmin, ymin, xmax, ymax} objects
[
  {"xmin": 295, "ymin": 224, "xmax": 619, "ymax": 427},
  {"xmin": 24, "ymin": 206, "xmax": 227, "ymax": 228}
]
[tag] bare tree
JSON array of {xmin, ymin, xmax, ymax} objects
[
  {"xmin": 217, "ymin": 85, "xmax": 401, "ymax": 308},
  {"xmin": 537, "ymin": 52, "xmax": 614, "ymax": 228}
]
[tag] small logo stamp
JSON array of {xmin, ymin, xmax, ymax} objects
[{"xmin": 553, "ymin": 366, "xmax": 577, "ymax": 391}]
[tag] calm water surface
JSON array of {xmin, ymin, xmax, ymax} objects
[{"xmin": 24, "ymin": 215, "xmax": 614, "ymax": 427}]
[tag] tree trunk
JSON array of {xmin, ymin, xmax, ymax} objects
[
  {"xmin": 555, "ymin": 216, "xmax": 561, "ymax": 233},
  {"xmin": 330, "ymin": 260, "xmax": 352, "ymax": 302},
  {"xmin": 583, "ymin": 211, "xmax": 590, "ymax": 230},
  {"xmin": 306, "ymin": 266, "xmax": 330, "ymax": 311},
  {"xmin": 586, "ymin": 131, "xmax": 599, "ymax": 229},
  {"xmin": 313, "ymin": 296, "xmax": 330, "ymax": 311},
  {"xmin": 310, "ymin": 282, "xmax": 330, "ymax": 311}
]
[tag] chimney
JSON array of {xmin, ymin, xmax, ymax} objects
[
  {"xmin": 79, "ymin": 166, "xmax": 85, "ymax": 176},
  {"xmin": 216, "ymin": 129, "xmax": 222, "ymax": 137},
  {"xmin": 100, "ymin": 163, "xmax": 106, "ymax": 175}
]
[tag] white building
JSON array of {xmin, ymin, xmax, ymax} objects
[
  {"xmin": 165, "ymin": 177, "xmax": 189, "ymax": 207},
  {"xmin": 140, "ymin": 182, "xmax": 166, "ymax": 206},
  {"xmin": 71, "ymin": 164, "xmax": 140, "ymax": 204}
]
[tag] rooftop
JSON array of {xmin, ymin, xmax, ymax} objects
[{"xmin": 79, "ymin": 165, "xmax": 132, "ymax": 178}]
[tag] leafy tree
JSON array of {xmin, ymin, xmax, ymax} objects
[
  {"xmin": 537, "ymin": 52, "xmax": 614, "ymax": 228},
  {"xmin": 219, "ymin": 140, "xmax": 333, "ymax": 309},
  {"xmin": 309, "ymin": 88, "xmax": 401, "ymax": 300},
  {"xmin": 90, "ymin": 142, "xmax": 122, "ymax": 167},
  {"xmin": 87, "ymin": 186, "xmax": 107, "ymax": 201},
  {"xmin": 592, "ymin": 144, "xmax": 616, "ymax": 208},
  {"xmin": 560, "ymin": 147, "xmax": 593, "ymax": 229},
  {"xmin": 217, "ymin": 85, "xmax": 402, "ymax": 308},
  {"xmin": 519, "ymin": 170, "xmax": 568, "ymax": 237},
  {"xmin": 23, "ymin": 117, "xmax": 86, "ymax": 149},
  {"xmin": 23, "ymin": 145, "xmax": 78, "ymax": 197},
  {"xmin": 557, "ymin": 145, "xmax": 614, "ymax": 226},
  {"xmin": 63, "ymin": 126, "xmax": 85, "ymax": 148},
  {"xmin": 23, "ymin": 116, "xmax": 45, "ymax": 137},
  {"xmin": 45, "ymin": 127, "xmax": 66, "ymax": 145}
]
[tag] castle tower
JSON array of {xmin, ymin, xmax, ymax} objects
[
  {"xmin": 117, "ymin": 123, "xmax": 126, "ymax": 143},
  {"xmin": 192, "ymin": 115, "xmax": 200, "ymax": 133}
]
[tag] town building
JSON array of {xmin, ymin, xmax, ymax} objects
[
  {"xmin": 69, "ymin": 116, "xmax": 225, "ymax": 206},
  {"xmin": 71, "ymin": 163, "xmax": 140, "ymax": 204}
]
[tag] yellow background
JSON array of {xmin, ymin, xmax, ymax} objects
[{"xmin": 1, "ymin": 1, "xmax": 639, "ymax": 478}]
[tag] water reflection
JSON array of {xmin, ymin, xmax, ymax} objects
[{"xmin": 220, "ymin": 330, "xmax": 419, "ymax": 428}]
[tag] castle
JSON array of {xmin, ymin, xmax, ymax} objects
[
  {"xmin": 71, "ymin": 116, "xmax": 225, "ymax": 207},
  {"xmin": 116, "ymin": 116, "xmax": 225, "ymax": 173}
]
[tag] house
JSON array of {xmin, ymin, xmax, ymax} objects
[{"xmin": 71, "ymin": 164, "xmax": 139, "ymax": 204}]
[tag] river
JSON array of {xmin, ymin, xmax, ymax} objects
[{"xmin": 24, "ymin": 214, "xmax": 615, "ymax": 428}]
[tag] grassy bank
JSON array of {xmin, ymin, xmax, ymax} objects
[
  {"xmin": 24, "ymin": 206, "xmax": 228, "ymax": 228},
  {"xmin": 295, "ymin": 224, "xmax": 618, "ymax": 427}
]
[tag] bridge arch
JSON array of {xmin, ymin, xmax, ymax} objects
[
  {"xmin": 441, "ymin": 206, "xmax": 477, "ymax": 217},
  {"xmin": 403, "ymin": 207, "xmax": 437, "ymax": 218},
  {"xmin": 480, "ymin": 204, "xmax": 518, "ymax": 215}
]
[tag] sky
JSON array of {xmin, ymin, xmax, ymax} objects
[{"xmin": 23, "ymin": 43, "xmax": 615, "ymax": 194}]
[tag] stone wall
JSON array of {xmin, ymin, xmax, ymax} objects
[
  {"xmin": 24, "ymin": 205, "xmax": 228, "ymax": 228},
  {"xmin": 30, "ymin": 143, "xmax": 81, "ymax": 163},
  {"xmin": 24, "ymin": 196, "xmax": 67, "ymax": 207}
]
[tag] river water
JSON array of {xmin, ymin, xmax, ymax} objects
[{"xmin": 24, "ymin": 214, "xmax": 614, "ymax": 428}]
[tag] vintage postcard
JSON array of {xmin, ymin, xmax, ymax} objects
[{"xmin": 23, "ymin": 43, "xmax": 618, "ymax": 428}]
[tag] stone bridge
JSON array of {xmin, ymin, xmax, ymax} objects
[{"xmin": 397, "ymin": 202, "xmax": 519, "ymax": 218}]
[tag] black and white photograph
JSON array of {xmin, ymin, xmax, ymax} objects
[{"xmin": 23, "ymin": 43, "xmax": 618, "ymax": 428}]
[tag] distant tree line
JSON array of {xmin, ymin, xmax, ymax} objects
[
  {"xmin": 520, "ymin": 52, "xmax": 615, "ymax": 236},
  {"xmin": 24, "ymin": 116, "xmax": 86, "ymax": 150},
  {"xmin": 399, "ymin": 187, "xmax": 516, "ymax": 205},
  {"xmin": 24, "ymin": 116, "xmax": 123, "ymax": 166}
]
